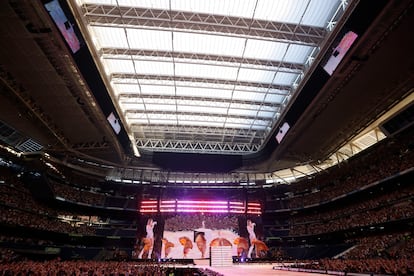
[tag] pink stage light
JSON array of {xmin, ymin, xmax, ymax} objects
[
  {"xmin": 177, "ymin": 200, "xmax": 228, "ymax": 204},
  {"xmin": 139, "ymin": 209, "xmax": 157, "ymax": 213},
  {"xmin": 139, "ymin": 198, "xmax": 261, "ymax": 214},
  {"xmin": 160, "ymin": 208, "xmax": 176, "ymax": 212},
  {"xmin": 176, "ymin": 209, "xmax": 229, "ymax": 213},
  {"xmin": 177, "ymin": 204, "xmax": 227, "ymax": 208},
  {"xmin": 141, "ymin": 200, "xmax": 157, "ymax": 204}
]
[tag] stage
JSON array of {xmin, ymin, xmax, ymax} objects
[{"xmin": 196, "ymin": 263, "xmax": 327, "ymax": 276}]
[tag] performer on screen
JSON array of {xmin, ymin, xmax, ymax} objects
[
  {"xmin": 138, "ymin": 218, "xmax": 157, "ymax": 259},
  {"xmin": 246, "ymin": 219, "xmax": 256, "ymax": 258}
]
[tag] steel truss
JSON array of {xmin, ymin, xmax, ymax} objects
[
  {"xmin": 119, "ymin": 94, "xmax": 282, "ymax": 111},
  {"xmin": 131, "ymin": 124, "xmax": 266, "ymax": 140},
  {"xmin": 135, "ymin": 138, "xmax": 260, "ymax": 154},
  {"xmin": 101, "ymin": 48, "xmax": 305, "ymax": 74},
  {"xmin": 111, "ymin": 73, "xmax": 292, "ymax": 91},
  {"xmin": 81, "ymin": 4, "xmax": 326, "ymax": 46},
  {"xmin": 114, "ymin": 80, "xmax": 290, "ymax": 96}
]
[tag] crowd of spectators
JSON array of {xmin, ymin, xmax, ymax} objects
[
  {"xmin": 49, "ymin": 178, "xmax": 105, "ymax": 206},
  {"xmin": 285, "ymin": 130, "xmax": 414, "ymax": 209},
  {"xmin": 0, "ymin": 171, "xmax": 96, "ymax": 236},
  {"xmin": 289, "ymin": 183, "xmax": 414, "ymax": 236},
  {"xmin": 0, "ymin": 260, "xmax": 224, "ymax": 276},
  {"xmin": 0, "ymin": 205, "xmax": 96, "ymax": 236},
  {"xmin": 288, "ymin": 258, "xmax": 414, "ymax": 275},
  {"xmin": 0, "ymin": 248, "xmax": 21, "ymax": 264},
  {"xmin": 343, "ymin": 232, "xmax": 414, "ymax": 260}
]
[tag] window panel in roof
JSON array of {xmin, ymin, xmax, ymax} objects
[
  {"xmin": 237, "ymin": 68, "xmax": 276, "ymax": 83},
  {"xmin": 284, "ymin": 44, "xmax": 314, "ymax": 64},
  {"xmin": 128, "ymin": 118, "xmax": 147, "ymax": 124},
  {"xmin": 177, "ymin": 114, "xmax": 225, "ymax": 123},
  {"xmin": 105, "ymin": 59, "xmax": 134, "ymax": 74},
  {"xmin": 114, "ymin": 83, "xmax": 141, "ymax": 94},
  {"xmin": 225, "ymin": 123, "xmax": 266, "ymax": 130},
  {"xmin": 148, "ymin": 119, "xmax": 175, "ymax": 125},
  {"xmin": 174, "ymin": 32, "xmax": 245, "ymax": 56},
  {"xmin": 233, "ymin": 91, "xmax": 265, "ymax": 102},
  {"xmin": 177, "ymin": 99, "xmax": 228, "ymax": 109},
  {"xmin": 105, "ymin": 59, "xmax": 174, "ymax": 76},
  {"xmin": 273, "ymin": 72, "xmax": 298, "ymax": 86},
  {"xmin": 172, "ymin": 0, "xmax": 256, "ymax": 18},
  {"xmin": 225, "ymin": 117, "xmax": 255, "ymax": 125},
  {"xmin": 133, "ymin": 60, "xmax": 174, "ymax": 75},
  {"xmin": 179, "ymin": 105, "xmax": 227, "ymax": 115},
  {"xmin": 145, "ymin": 104, "xmax": 177, "ymax": 112},
  {"xmin": 120, "ymin": 102, "xmax": 145, "ymax": 110},
  {"xmin": 175, "ymin": 63, "xmax": 238, "ymax": 80},
  {"xmin": 254, "ymin": 0, "xmax": 309, "ymax": 23},
  {"xmin": 229, "ymin": 102, "xmax": 265, "ymax": 111},
  {"xmin": 176, "ymin": 87, "xmax": 232, "ymax": 99},
  {"xmin": 257, "ymin": 110, "xmax": 276, "ymax": 118},
  {"xmin": 126, "ymin": 28, "xmax": 172, "ymax": 51},
  {"xmin": 127, "ymin": 112, "xmax": 146, "ymax": 119},
  {"xmin": 301, "ymin": 0, "xmax": 339, "ymax": 27},
  {"xmin": 91, "ymin": 26, "xmax": 128, "ymax": 49},
  {"xmin": 142, "ymin": 98, "xmax": 174, "ymax": 105},
  {"xmin": 265, "ymin": 94, "xmax": 285, "ymax": 103},
  {"xmin": 180, "ymin": 121, "xmax": 224, "ymax": 128},
  {"xmin": 228, "ymin": 109, "xmax": 260, "ymax": 117},
  {"xmin": 140, "ymin": 85, "xmax": 175, "ymax": 95},
  {"xmin": 244, "ymin": 40, "xmax": 288, "ymax": 61}
]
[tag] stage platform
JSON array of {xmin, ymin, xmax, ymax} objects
[{"xmin": 196, "ymin": 263, "xmax": 327, "ymax": 276}]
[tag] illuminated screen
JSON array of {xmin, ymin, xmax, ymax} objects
[
  {"xmin": 162, "ymin": 213, "xmax": 239, "ymax": 259},
  {"xmin": 323, "ymin": 31, "xmax": 358, "ymax": 75},
  {"xmin": 44, "ymin": 0, "xmax": 81, "ymax": 53},
  {"xmin": 135, "ymin": 199, "xmax": 267, "ymax": 260},
  {"xmin": 140, "ymin": 199, "xmax": 262, "ymax": 215}
]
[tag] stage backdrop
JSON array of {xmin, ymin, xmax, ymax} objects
[{"xmin": 162, "ymin": 213, "xmax": 239, "ymax": 259}]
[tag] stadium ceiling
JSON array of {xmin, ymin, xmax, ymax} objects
[{"xmin": 68, "ymin": 0, "xmax": 354, "ymax": 155}]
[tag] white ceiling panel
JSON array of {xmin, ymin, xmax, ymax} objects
[
  {"xmin": 254, "ymin": 0, "xmax": 309, "ymax": 23},
  {"xmin": 176, "ymin": 87, "xmax": 232, "ymax": 99},
  {"xmin": 244, "ymin": 39, "xmax": 289, "ymax": 61},
  {"xmin": 174, "ymin": 32, "xmax": 246, "ymax": 57},
  {"xmin": 238, "ymin": 68, "xmax": 276, "ymax": 83},
  {"xmin": 175, "ymin": 63, "xmax": 239, "ymax": 80}
]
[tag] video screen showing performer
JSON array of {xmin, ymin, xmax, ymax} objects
[{"xmin": 162, "ymin": 213, "xmax": 239, "ymax": 259}]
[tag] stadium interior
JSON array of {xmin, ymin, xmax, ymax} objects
[{"xmin": 0, "ymin": 0, "xmax": 413, "ymax": 275}]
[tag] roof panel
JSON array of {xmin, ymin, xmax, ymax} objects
[
  {"xmin": 175, "ymin": 63, "xmax": 239, "ymax": 80},
  {"xmin": 285, "ymin": 44, "xmax": 314, "ymax": 64},
  {"xmin": 90, "ymin": 26, "xmax": 128, "ymax": 48},
  {"xmin": 174, "ymin": 32, "xmax": 246, "ymax": 56},
  {"xmin": 244, "ymin": 40, "xmax": 288, "ymax": 60},
  {"xmin": 179, "ymin": 105, "xmax": 227, "ymax": 115},
  {"xmin": 301, "ymin": 0, "xmax": 339, "ymax": 27},
  {"xmin": 172, "ymin": 0, "xmax": 257, "ymax": 18},
  {"xmin": 273, "ymin": 72, "xmax": 298, "ymax": 86},
  {"xmin": 126, "ymin": 28, "xmax": 172, "ymax": 51},
  {"xmin": 254, "ymin": 0, "xmax": 309, "ymax": 23},
  {"xmin": 140, "ymin": 85, "xmax": 175, "ymax": 95},
  {"xmin": 238, "ymin": 68, "xmax": 276, "ymax": 83},
  {"xmin": 72, "ymin": 0, "xmax": 352, "ymax": 154},
  {"xmin": 176, "ymin": 87, "xmax": 232, "ymax": 99}
]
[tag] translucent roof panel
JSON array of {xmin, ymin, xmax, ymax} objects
[{"xmin": 72, "ymin": 0, "xmax": 355, "ymax": 154}]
